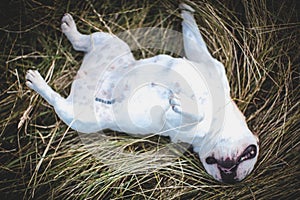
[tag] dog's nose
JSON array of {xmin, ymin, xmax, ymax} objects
[
  {"xmin": 218, "ymin": 159, "xmax": 239, "ymax": 183},
  {"xmin": 219, "ymin": 158, "xmax": 236, "ymax": 169},
  {"xmin": 220, "ymin": 172, "xmax": 237, "ymax": 183}
]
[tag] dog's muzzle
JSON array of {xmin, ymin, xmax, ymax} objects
[
  {"xmin": 205, "ymin": 144, "xmax": 258, "ymax": 183},
  {"xmin": 218, "ymin": 159, "xmax": 239, "ymax": 183}
]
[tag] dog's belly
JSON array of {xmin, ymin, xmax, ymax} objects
[
  {"xmin": 92, "ymin": 55, "xmax": 214, "ymax": 142},
  {"xmin": 109, "ymin": 83, "xmax": 172, "ymax": 134}
]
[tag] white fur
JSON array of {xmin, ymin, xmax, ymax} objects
[{"xmin": 26, "ymin": 4, "xmax": 259, "ymax": 183}]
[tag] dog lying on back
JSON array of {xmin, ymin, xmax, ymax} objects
[{"xmin": 26, "ymin": 4, "xmax": 259, "ymax": 183}]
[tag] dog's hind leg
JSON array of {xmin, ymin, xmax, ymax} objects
[
  {"xmin": 26, "ymin": 70, "xmax": 104, "ymax": 133},
  {"xmin": 61, "ymin": 13, "xmax": 114, "ymax": 53},
  {"xmin": 61, "ymin": 13, "xmax": 94, "ymax": 52},
  {"xmin": 61, "ymin": 13, "xmax": 120, "ymax": 55},
  {"xmin": 26, "ymin": 70, "xmax": 75, "ymax": 125}
]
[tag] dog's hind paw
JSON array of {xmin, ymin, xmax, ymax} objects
[
  {"xmin": 61, "ymin": 13, "xmax": 77, "ymax": 33},
  {"xmin": 26, "ymin": 70, "xmax": 48, "ymax": 94}
]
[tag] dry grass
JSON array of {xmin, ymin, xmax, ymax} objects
[{"xmin": 0, "ymin": 0, "xmax": 299, "ymax": 199}]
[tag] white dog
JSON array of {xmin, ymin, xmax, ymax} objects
[{"xmin": 26, "ymin": 4, "xmax": 259, "ymax": 183}]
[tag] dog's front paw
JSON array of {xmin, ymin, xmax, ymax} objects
[
  {"xmin": 26, "ymin": 70, "xmax": 48, "ymax": 94},
  {"xmin": 61, "ymin": 13, "xmax": 77, "ymax": 33},
  {"xmin": 169, "ymin": 94, "xmax": 204, "ymax": 123},
  {"xmin": 179, "ymin": 3, "xmax": 195, "ymax": 13},
  {"xmin": 169, "ymin": 95, "xmax": 182, "ymax": 114}
]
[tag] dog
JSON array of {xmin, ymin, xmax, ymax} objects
[{"xmin": 26, "ymin": 3, "xmax": 259, "ymax": 183}]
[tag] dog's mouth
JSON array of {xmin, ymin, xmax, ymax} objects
[{"xmin": 205, "ymin": 144, "xmax": 258, "ymax": 183}]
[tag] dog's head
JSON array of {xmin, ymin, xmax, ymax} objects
[
  {"xmin": 200, "ymin": 135, "xmax": 259, "ymax": 183},
  {"xmin": 195, "ymin": 103, "xmax": 259, "ymax": 183}
]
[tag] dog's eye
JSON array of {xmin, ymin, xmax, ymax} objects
[
  {"xmin": 206, "ymin": 156, "xmax": 217, "ymax": 165},
  {"xmin": 239, "ymin": 145, "xmax": 257, "ymax": 162}
]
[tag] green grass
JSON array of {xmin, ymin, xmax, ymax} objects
[{"xmin": 0, "ymin": 0, "xmax": 299, "ymax": 199}]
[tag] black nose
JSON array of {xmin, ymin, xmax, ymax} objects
[
  {"xmin": 218, "ymin": 159, "xmax": 239, "ymax": 184},
  {"xmin": 220, "ymin": 172, "xmax": 237, "ymax": 183},
  {"xmin": 219, "ymin": 159, "xmax": 236, "ymax": 169}
]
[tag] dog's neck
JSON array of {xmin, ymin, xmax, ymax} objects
[
  {"xmin": 221, "ymin": 100, "xmax": 251, "ymax": 138},
  {"xmin": 192, "ymin": 99, "xmax": 253, "ymax": 156}
]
